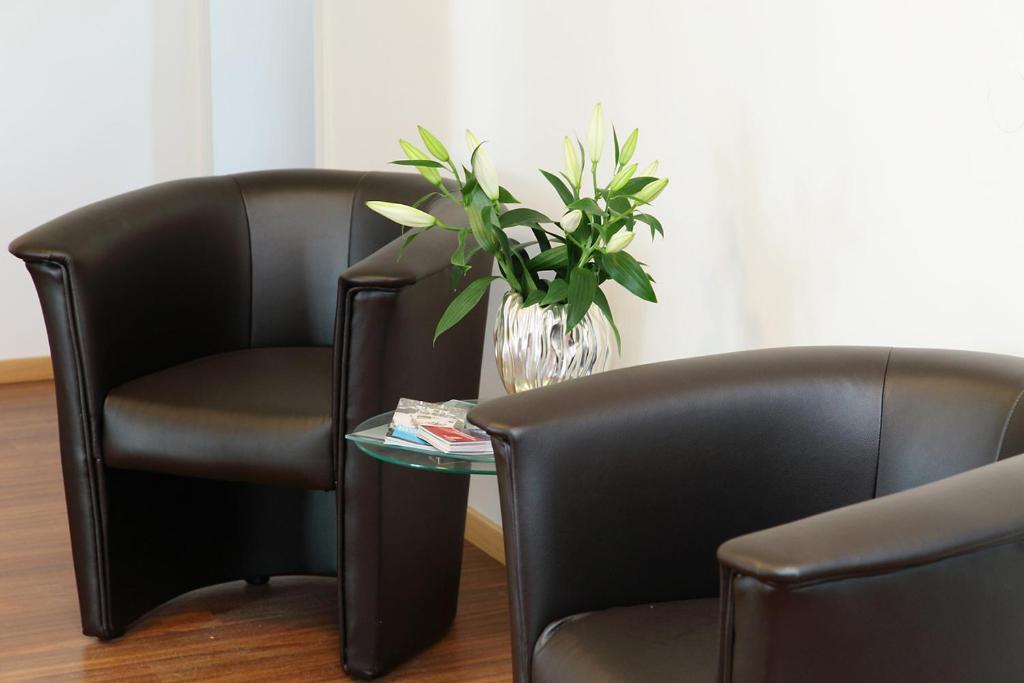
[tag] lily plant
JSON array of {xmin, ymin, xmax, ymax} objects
[{"xmin": 366, "ymin": 103, "xmax": 668, "ymax": 346}]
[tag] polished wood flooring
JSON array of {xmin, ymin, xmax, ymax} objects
[{"xmin": 0, "ymin": 381, "xmax": 513, "ymax": 682}]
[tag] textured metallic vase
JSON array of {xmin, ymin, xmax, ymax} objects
[{"xmin": 494, "ymin": 291, "xmax": 615, "ymax": 394}]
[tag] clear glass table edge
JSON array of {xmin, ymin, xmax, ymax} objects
[{"xmin": 344, "ymin": 403, "xmax": 497, "ymax": 476}]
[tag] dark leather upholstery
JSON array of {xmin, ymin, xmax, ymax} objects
[
  {"xmin": 469, "ymin": 346, "xmax": 1024, "ymax": 683},
  {"xmin": 533, "ymin": 598, "xmax": 719, "ymax": 683},
  {"xmin": 104, "ymin": 347, "xmax": 334, "ymax": 490},
  {"xmin": 10, "ymin": 170, "xmax": 491, "ymax": 678}
]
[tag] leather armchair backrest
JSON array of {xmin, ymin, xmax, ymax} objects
[
  {"xmin": 232, "ymin": 170, "xmax": 430, "ymax": 347},
  {"xmin": 11, "ymin": 175, "xmax": 252, "ymax": 411},
  {"xmin": 484, "ymin": 347, "xmax": 893, "ymax": 611},
  {"xmin": 475, "ymin": 346, "xmax": 1024, "ymax": 680},
  {"xmin": 10, "ymin": 169, "xmax": 437, "ymax": 451},
  {"xmin": 877, "ymin": 348, "xmax": 1024, "ymax": 496}
]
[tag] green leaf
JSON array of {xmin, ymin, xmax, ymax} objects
[
  {"xmin": 411, "ymin": 191, "xmax": 441, "ymax": 209},
  {"xmin": 540, "ymin": 170, "xmax": 574, "ymax": 205},
  {"xmin": 497, "ymin": 186, "xmax": 520, "ymax": 204},
  {"xmin": 506, "ymin": 239, "xmax": 538, "ymax": 293},
  {"xmin": 523, "ymin": 289, "xmax": 545, "ymax": 307},
  {"xmin": 634, "ymin": 213, "xmax": 663, "ymax": 238},
  {"xmin": 434, "ymin": 276, "xmax": 499, "ymax": 343},
  {"xmin": 613, "ymin": 126, "xmax": 620, "ymax": 166},
  {"xmin": 593, "ymin": 287, "xmax": 622, "ymax": 352},
  {"xmin": 449, "ymin": 266, "xmax": 470, "ymax": 288},
  {"xmin": 450, "ymin": 229, "xmax": 467, "ymax": 263},
  {"xmin": 606, "ymin": 195, "xmax": 632, "ymax": 215},
  {"xmin": 398, "ymin": 229, "xmax": 421, "ymax": 259},
  {"xmin": 461, "ymin": 174, "xmax": 478, "ymax": 201},
  {"xmin": 526, "ymin": 245, "xmax": 568, "ymax": 271},
  {"xmin": 601, "ymin": 216, "xmax": 629, "ymax": 241},
  {"xmin": 530, "ymin": 226, "xmax": 552, "ymax": 251},
  {"xmin": 541, "ymin": 278, "xmax": 568, "ymax": 305},
  {"xmin": 450, "ymin": 230, "xmax": 475, "ymax": 287},
  {"xmin": 601, "ymin": 251, "xmax": 657, "ymax": 303},
  {"xmin": 617, "ymin": 176, "xmax": 658, "ymax": 196},
  {"xmin": 483, "ymin": 202, "xmax": 499, "ymax": 228},
  {"xmin": 467, "ymin": 206, "xmax": 498, "ymax": 254},
  {"xmin": 566, "ymin": 267, "xmax": 598, "ymax": 331},
  {"xmin": 567, "ymin": 197, "xmax": 602, "ymax": 215},
  {"xmin": 391, "ymin": 159, "xmax": 446, "ymax": 168},
  {"xmin": 500, "ymin": 208, "xmax": 552, "ymax": 228}
]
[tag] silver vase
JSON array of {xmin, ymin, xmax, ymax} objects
[{"xmin": 493, "ymin": 291, "xmax": 615, "ymax": 394}]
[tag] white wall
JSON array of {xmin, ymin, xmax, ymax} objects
[
  {"xmin": 209, "ymin": 0, "xmax": 316, "ymax": 173},
  {"xmin": 6, "ymin": 1, "xmax": 1023, "ymax": 525},
  {"xmin": 0, "ymin": 0, "xmax": 316, "ymax": 360},
  {"xmin": 0, "ymin": 0, "xmax": 211, "ymax": 359},
  {"xmin": 320, "ymin": 0, "xmax": 1024, "ymax": 525}
]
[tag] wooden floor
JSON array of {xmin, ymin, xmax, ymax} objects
[{"xmin": 0, "ymin": 381, "xmax": 513, "ymax": 682}]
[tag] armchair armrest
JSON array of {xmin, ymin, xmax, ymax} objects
[
  {"xmin": 717, "ymin": 453, "xmax": 1024, "ymax": 683},
  {"xmin": 468, "ymin": 346, "xmax": 891, "ymax": 681},
  {"xmin": 340, "ymin": 223, "xmax": 462, "ymax": 289},
  {"xmin": 333, "ymin": 210, "xmax": 493, "ymax": 675},
  {"xmin": 335, "ymin": 205, "xmax": 493, "ymax": 432}
]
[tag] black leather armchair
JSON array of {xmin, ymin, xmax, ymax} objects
[
  {"xmin": 469, "ymin": 346, "xmax": 1024, "ymax": 683},
  {"xmin": 10, "ymin": 169, "xmax": 491, "ymax": 678}
]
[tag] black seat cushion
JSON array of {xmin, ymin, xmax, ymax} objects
[
  {"xmin": 104, "ymin": 348, "xmax": 333, "ymax": 490},
  {"xmin": 532, "ymin": 598, "xmax": 719, "ymax": 683}
]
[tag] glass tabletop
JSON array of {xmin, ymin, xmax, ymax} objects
[{"xmin": 345, "ymin": 408, "xmax": 496, "ymax": 475}]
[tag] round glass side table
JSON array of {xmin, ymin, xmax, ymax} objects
[{"xmin": 345, "ymin": 408, "xmax": 496, "ymax": 475}]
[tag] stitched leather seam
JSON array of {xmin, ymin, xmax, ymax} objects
[
  {"xmin": 872, "ymin": 347, "xmax": 894, "ymax": 498},
  {"xmin": 54, "ymin": 260, "xmax": 113, "ymax": 635},
  {"xmin": 728, "ymin": 526, "xmax": 1024, "ymax": 591},
  {"xmin": 336, "ymin": 284, "xmax": 361, "ymax": 668},
  {"xmin": 719, "ymin": 568, "xmax": 737, "ymax": 683},
  {"xmin": 230, "ymin": 175, "xmax": 254, "ymax": 348},
  {"xmin": 994, "ymin": 386, "xmax": 1024, "ymax": 462},
  {"xmin": 491, "ymin": 433, "xmax": 530, "ymax": 682},
  {"xmin": 338, "ymin": 284, "xmax": 399, "ymax": 671}
]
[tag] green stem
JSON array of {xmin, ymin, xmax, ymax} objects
[
  {"xmin": 437, "ymin": 183, "xmax": 461, "ymax": 206},
  {"xmin": 577, "ymin": 245, "xmax": 595, "ymax": 269},
  {"xmin": 434, "ymin": 220, "xmax": 467, "ymax": 232},
  {"xmin": 445, "ymin": 160, "xmax": 464, "ymax": 189}
]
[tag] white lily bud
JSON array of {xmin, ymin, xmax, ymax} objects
[
  {"xmin": 587, "ymin": 102, "xmax": 604, "ymax": 163},
  {"xmin": 634, "ymin": 177, "xmax": 669, "ymax": 204},
  {"xmin": 472, "ymin": 143, "xmax": 501, "ymax": 201},
  {"xmin": 561, "ymin": 209, "xmax": 583, "ymax": 234},
  {"xmin": 608, "ymin": 163, "xmax": 637, "ymax": 192},
  {"xmin": 564, "ymin": 136, "xmax": 583, "ymax": 189},
  {"xmin": 619, "ymin": 128, "xmax": 639, "ymax": 166},
  {"xmin": 365, "ymin": 201, "xmax": 436, "ymax": 228},
  {"xmin": 417, "ymin": 125, "xmax": 449, "ymax": 162},
  {"xmin": 602, "ymin": 230, "xmax": 635, "ymax": 254},
  {"xmin": 399, "ymin": 139, "xmax": 442, "ymax": 185},
  {"xmin": 640, "ymin": 160, "xmax": 659, "ymax": 178},
  {"xmin": 466, "ymin": 129, "xmax": 481, "ymax": 153}
]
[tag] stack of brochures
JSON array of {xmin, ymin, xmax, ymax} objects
[{"xmin": 382, "ymin": 398, "xmax": 493, "ymax": 455}]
